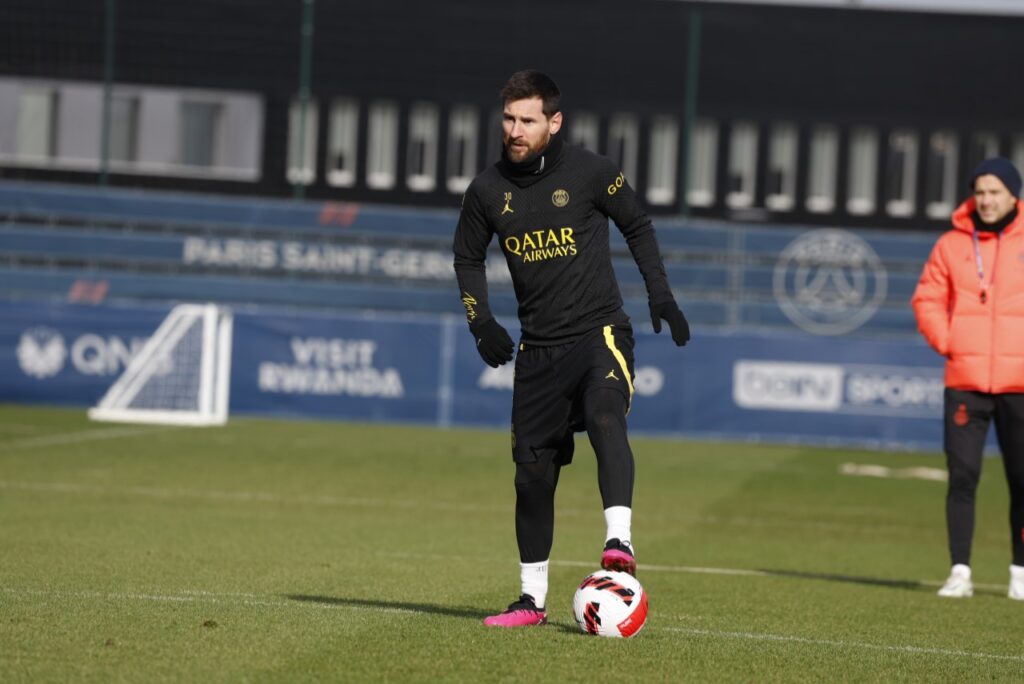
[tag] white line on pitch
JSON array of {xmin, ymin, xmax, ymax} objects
[
  {"xmin": 4, "ymin": 586, "xmax": 1021, "ymax": 662},
  {"xmin": 1, "ymin": 587, "xmax": 417, "ymax": 614},
  {"xmin": 0, "ymin": 491, "xmax": 1002, "ymax": 593},
  {"xmin": 0, "ymin": 477, "xmax": 911, "ymax": 534},
  {"xmin": 0, "ymin": 479, "xmax": 931, "ymax": 534},
  {"xmin": 0, "ymin": 479, "xmax": 893, "ymax": 530},
  {"xmin": 3, "ymin": 426, "xmax": 179, "ymax": 450},
  {"xmin": 373, "ymin": 553, "xmax": 1008, "ymax": 593},
  {"xmin": 667, "ymin": 626, "xmax": 1024, "ymax": 663},
  {"xmin": 0, "ymin": 479, "xmax": 510, "ymax": 514},
  {"xmin": 552, "ymin": 558, "xmax": 769, "ymax": 577},
  {"xmin": 549, "ymin": 558, "xmax": 1006, "ymax": 592}
]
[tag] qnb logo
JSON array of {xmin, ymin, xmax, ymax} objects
[
  {"xmin": 773, "ymin": 229, "xmax": 887, "ymax": 335},
  {"xmin": 17, "ymin": 328, "xmax": 68, "ymax": 379},
  {"xmin": 17, "ymin": 329, "xmax": 147, "ymax": 379},
  {"xmin": 733, "ymin": 360, "xmax": 843, "ymax": 412},
  {"xmin": 70, "ymin": 334, "xmax": 147, "ymax": 375}
]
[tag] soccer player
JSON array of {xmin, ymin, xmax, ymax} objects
[{"xmin": 452, "ymin": 70, "xmax": 690, "ymax": 627}]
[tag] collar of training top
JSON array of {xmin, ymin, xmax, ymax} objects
[
  {"xmin": 972, "ymin": 205, "xmax": 1019, "ymax": 234},
  {"xmin": 499, "ymin": 134, "xmax": 564, "ymax": 188}
]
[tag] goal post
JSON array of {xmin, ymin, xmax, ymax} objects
[{"xmin": 88, "ymin": 303, "xmax": 233, "ymax": 426}]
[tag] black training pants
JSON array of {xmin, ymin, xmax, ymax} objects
[
  {"xmin": 943, "ymin": 388, "xmax": 1024, "ymax": 566},
  {"xmin": 511, "ymin": 325, "xmax": 636, "ymax": 564}
]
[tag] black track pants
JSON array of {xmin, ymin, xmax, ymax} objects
[
  {"xmin": 510, "ymin": 326, "xmax": 636, "ymax": 564},
  {"xmin": 513, "ymin": 390, "xmax": 635, "ymax": 563},
  {"xmin": 943, "ymin": 389, "xmax": 1024, "ymax": 566}
]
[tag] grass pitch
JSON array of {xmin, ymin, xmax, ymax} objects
[{"xmin": 1, "ymin": 404, "xmax": 1023, "ymax": 682}]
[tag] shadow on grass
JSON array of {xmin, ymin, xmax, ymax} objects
[
  {"xmin": 285, "ymin": 594, "xmax": 582, "ymax": 632},
  {"xmin": 757, "ymin": 568, "xmax": 924, "ymax": 591},
  {"xmin": 756, "ymin": 568, "xmax": 1011, "ymax": 597},
  {"xmin": 286, "ymin": 594, "xmax": 491, "ymax": 620}
]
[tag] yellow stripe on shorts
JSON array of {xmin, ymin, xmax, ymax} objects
[{"xmin": 603, "ymin": 325, "xmax": 634, "ymax": 412}]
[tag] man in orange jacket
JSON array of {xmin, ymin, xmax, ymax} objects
[{"xmin": 912, "ymin": 157, "xmax": 1024, "ymax": 600}]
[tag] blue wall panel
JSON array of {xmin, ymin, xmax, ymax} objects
[{"xmin": 0, "ymin": 299, "xmax": 953, "ymax": 452}]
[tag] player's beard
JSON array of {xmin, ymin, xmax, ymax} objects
[{"xmin": 504, "ymin": 130, "xmax": 551, "ymax": 164}]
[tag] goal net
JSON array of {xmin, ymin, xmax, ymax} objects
[{"xmin": 88, "ymin": 303, "xmax": 233, "ymax": 426}]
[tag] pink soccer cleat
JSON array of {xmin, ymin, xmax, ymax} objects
[
  {"xmin": 483, "ymin": 594, "xmax": 547, "ymax": 627},
  {"xmin": 601, "ymin": 538, "xmax": 637, "ymax": 576}
]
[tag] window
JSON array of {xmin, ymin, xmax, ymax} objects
[
  {"xmin": 108, "ymin": 94, "xmax": 139, "ymax": 163},
  {"xmin": 925, "ymin": 131, "xmax": 958, "ymax": 219},
  {"xmin": 569, "ymin": 112, "xmax": 599, "ymax": 152},
  {"xmin": 885, "ymin": 129, "xmax": 918, "ymax": 217},
  {"xmin": 286, "ymin": 98, "xmax": 317, "ymax": 184},
  {"xmin": 327, "ymin": 98, "xmax": 358, "ymax": 187},
  {"xmin": 446, "ymin": 105, "xmax": 478, "ymax": 194},
  {"xmin": 646, "ymin": 116, "xmax": 678, "ymax": 206},
  {"xmin": 0, "ymin": 78, "xmax": 263, "ymax": 179},
  {"xmin": 181, "ymin": 101, "xmax": 222, "ymax": 168},
  {"xmin": 1012, "ymin": 135, "xmax": 1024, "ymax": 181},
  {"xmin": 366, "ymin": 100, "xmax": 398, "ymax": 190},
  {"xmin": 968, "ymin": 131, "xmax": 999, "ymax": 170},
  {"xmin": 766, "ymin": 122, "xmax": 797, "ymax": 211},
  {"xmin": 485, "ymin": 108, "xmax": 503, "ymax": 165},
  {"xmin": 406, "ymin": 102, "xmax": 439, "ymax": 192},
  {"xmin": 806, "ymin": 125, "xmax": 838, "ymax": 213},
  {"xmin": 847, "ymin": 126, "xmax": 878, "ymax": 215},
  {"xmin": 726, "ymin": 121, "xmax": 757, "ymax": 208},
  {"xmin": 16, "ymin": 88, "xmax": 57, "ymax": 159},
  {"xmin": 686, "ymin": 119, "xmax": 718, "ymax": 207},
  {"xmin": 607, "ymin": 114, "xmax": 638, "ymax": 183}
]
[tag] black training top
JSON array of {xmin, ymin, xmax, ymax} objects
[{"xmin": 453, "ymin": 135, "xmax": 674, "ymax": 345}]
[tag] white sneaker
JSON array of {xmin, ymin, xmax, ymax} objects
[
  {"xmin": 1009, "ymin": 565, "xmax": 1024, "ymax": 600},
  {"xmin": 937, "ymin": 564, "xmax": 973, "ymax": 598}
]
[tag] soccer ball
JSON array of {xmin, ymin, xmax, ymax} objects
[{"xmin": 572, "ymin": 570, "xmax": 648, "ymax": 638}]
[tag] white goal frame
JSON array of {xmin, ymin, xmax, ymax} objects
[{"xmin": 88, "ymin": 303, "xmax": 233, "ymax": 426}]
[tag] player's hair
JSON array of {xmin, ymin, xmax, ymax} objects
[{"xmin": 500, "ymin": 70, "xmax": 561, "ymax": 118}]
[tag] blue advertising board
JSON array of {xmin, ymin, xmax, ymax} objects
[
  {"xmin": 231, "ymin": 309, "xmax": 442, "ymax": 423},
  {"xmin": 0, "ymin": 300, "xmax": 170, "ymax": 404},
  {"xmin": 0, "ymin": 299, "xmax": 952, "ymax": 451}
]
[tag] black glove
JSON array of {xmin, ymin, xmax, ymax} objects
[
  {"xmin": 650, "ymin": 300, "xmax": 690, "ymax": 346},
  {"xmin": 471, "ymin": 318, "xmax": 514, "ymax": 367}
]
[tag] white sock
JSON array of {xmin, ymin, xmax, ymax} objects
[
  {"xmin": 604, "ymin": 505, "xmax": 632, "ymax": 546},
  {"xmin": 521, "ymin": 560, "xmax": 548, "ymax": 609}
]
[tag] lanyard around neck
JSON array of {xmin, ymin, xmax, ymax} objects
[{"xmin": 971, "ymin": 231, "xmax": 1000, "ymax": 304}]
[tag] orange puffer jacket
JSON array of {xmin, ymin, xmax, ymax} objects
[{"xmin": 912, "ymin": 198, "xmax": 1024, "ymax": 393}]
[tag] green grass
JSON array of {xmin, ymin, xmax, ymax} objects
[{"xmin": 1, "ymin": 404, "xmax": 1022, "ymax": 682}]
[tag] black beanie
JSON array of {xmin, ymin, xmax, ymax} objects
[{"xmin": 970, "ymin": 157, "xmax": 1022, "ymax": 198}]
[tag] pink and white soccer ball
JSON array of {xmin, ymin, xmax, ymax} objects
[{"xmin": 572, "ymin": 570, "xmax": 648, "ymax": 638}]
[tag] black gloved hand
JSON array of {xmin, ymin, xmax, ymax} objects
[
  {"xmin": 471, "ymin": 318, "xmax": 514, "ymax": 367},
  {"xmin": 650, "ymin": 300, "xmax": 690, "ymax": 346}
]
